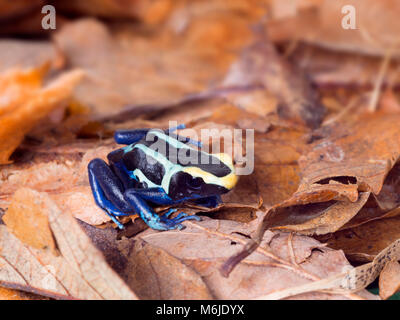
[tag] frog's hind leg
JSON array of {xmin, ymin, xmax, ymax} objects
[
  {"xmin": 88, "ymin": 158, "xmax": 135, "ymax": 229},
  {"xmin": 124, "ymin": 189, "xmax": 201, "ymax": 231},
  {"xmin": 114, "ymin": 129, "xmax": 150, "ymax": 145},
  {"xmin": 129, "ymin": 187, "xmax": 175, "ymax": 205}
]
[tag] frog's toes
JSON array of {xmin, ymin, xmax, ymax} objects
[
  {"xmin": 171, "ymin": 213, "xmax": 201, "ymax": 224},
  {"xmin": 162, "ymin": 208, "xmax": 178, "ymax": 218},
  {"xmin": 160, "ymin": 212, "xmax": 201, "ymax": 230}
]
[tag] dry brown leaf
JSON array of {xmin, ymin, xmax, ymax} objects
[
  {"xmin": 128, "ymin": 217, "xmax": 374, "ymax": 299},
  {"xmin": 299, "ymin": 112, "xmax": 400, "ymax": 194},
  {"xmin": 1, "ymin": 0, "xmax": 399, "ymax": 301},
  {"xmin": 379, "ymin": 260, "xmax": 400, "ymax": 300},
  {"xmin": 257, "ymin": 238, "xmax": 400, "ymax": 300},
  {"xmin": 266, "ymin": 112, "xmax": 400, "ymax": 237},
  {"xmin": 208, "ymin": 104, "xmax": 271, "ymax": 133},
  {"xmin": 53, "ymin": 0, "xmax": 143, "ymax": 19},
  {"xmin": 0, "ymin": 287, "xmax": 45, "ymax": 300},
  {"xmin": 0, "ymin": 67, "xmax": 84, "ymax": 164},
  {"xmin": 0, "ymin": 188, "xmax": 137, "ymax": 300},
  {"xmin": 0, "ymin": 0, "xmax": 43, "ymax": 22},
  {"xmin": 118, "ymin": 237, "xmax": 214, "ymax": 299},
  {"xmin": 0, "ymin": 40, "xmax": 62, "ymax": 73},
  {"xmin": 267, "ymin": 0, "xmax": 400, "ymax": 57},
  {"xmin": 317, "ymin": 216, "xmax": 400, "ymax": 262},
  {"xmin": 221, "ymin": 189, "xmax": 369, "ymax": 276},
  {"xmin": 191, "ymin": 124, "xmax": 308, "ymax": 223},
  {"xmin": 222, "ymin": 28, "xmax": 325, "ymax": 129},
  {"xmin": 54, "ymin": 18, "xmax": 253, "ymax": 118},
  {"xmin": 223, "ymin": 112, "xmax": 400, "ymax": 274},
  {"xmin": 323, "ymin": 163, "xmax": 400, "ymax": 232},
  {"xmin": 2, "ymin": 188, "xmax": 56, "ymax": 253},
  {"xmin": 290, "ymin": 45, "xmax": 400, "ymax": 89},
  {"xmin": 218, "ymin": 126, "xmax": 308, "ymax": 211},
  {"xmin": 271, "ymin": 191, "xmax": 369, "ymax": 235},
  {"xmin": 0, "ymin": 141, "xmax": 115, "ymax": 226},
  {"xmin": 379, "ymin": 89, "xmax": 400, "ymax": 113},
  {"xmin": 241, "ymin": 182, "xmax": 364, "ymax": 239}
]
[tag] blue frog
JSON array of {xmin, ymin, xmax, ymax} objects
[{"xmin": 88, "ymin": 124, "xmax": 238, "ymax": 230}]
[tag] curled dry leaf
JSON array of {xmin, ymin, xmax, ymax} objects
[
  {"xmin": 268, "ymin": 190, "xmax": 369, "ymax": 235},
  {"xmin": 379, "ymin": 260, "xmax": 400, "ymax": 300},
  {"xmin": 316, "ymin": 162, "xmax": 400, "ymax": 233},
  {"xmin": 0, "ymin": 188, "xmax": 138, "ymax": 300},
  {"xmin": 0, "ymin": 67, "xmax": 84, "ymax": 164}
]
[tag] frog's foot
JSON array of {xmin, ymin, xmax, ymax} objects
[
  {"xmin": 162, "ymin": 208, "xmax": 178, "ymax": 218},
  {"xmin": 124, "ymin": 189, "xmax": 201, "ymax": 231},
  {"xmin": 159, "ymin": 211, "xmax": 201, "ymax": 230}
]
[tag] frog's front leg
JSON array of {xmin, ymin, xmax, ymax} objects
[
  {"xmin": 114, "ymin": 129, "xmax": 150, "ymax": 145},
  {"xmin": 115, "ymin": 124, "xmax": 185, "ymax": 145},
  {"xmin": 124, "ymin": 189, "xmax": 201, "ymax": 231},
  {"xmin": 115, "ymin": 125, "xmax": 186, "ymax": 145}
]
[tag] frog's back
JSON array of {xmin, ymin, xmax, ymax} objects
[{"xmin": 120, "ymin": 129, "xmax": 234, "ymax": 192}]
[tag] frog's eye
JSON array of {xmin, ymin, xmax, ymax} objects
[{"xmin": 187, "ymin": 177, "xmax": 203, "ymax": 189}]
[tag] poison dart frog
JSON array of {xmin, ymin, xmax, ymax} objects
[{"xmin": 88, "ymin": 124, "xmax": 238, "ymax": 230}]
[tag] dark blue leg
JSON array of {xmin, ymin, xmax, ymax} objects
[
  {"xmin": 169, "ymin": 132, "xmax": 203, "ymax": 148},
  {"xmin": 165, "ymin": 124, "xmax": 203, "ymax": 148},
  {"xmin": 106, "ymin": 148, "xmax": 138, "ymax": 189},
  {"xmin": 116, "ymin": 125, "xmax": 184, "ymax": 145},
  {"xmin": 88, "ymin": 159, "xmax": 135, "ymax": 229},
  {"xmin": 166, "ymin": 123, "xmax": 186, "ymax": 133},
  {"xmin": 124, "ymin": 189, "xmax": 201, "ymax": 231},
  {"xmin": 130, "ymin": 187, "xmax": 175, "ymax": 205},
  {"xmin": 194, "ymin": 195, "xmax": 222, "ymax": 208},
  {"xmin": 116, "ymin": 125, "xmax": 202, "ymax": 147},
  {"xmin": 114, "ymin": 129, "xmax": 150, "ymax": 145}
]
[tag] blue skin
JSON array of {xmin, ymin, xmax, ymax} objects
[{"xmin": 88, "ymin": 125, "xmax": 221, "ymax": 230}]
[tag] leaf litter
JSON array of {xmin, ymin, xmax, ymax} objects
[{"xmin": 0, "ymin": 0, "xmax": 400, "ymax": 300}]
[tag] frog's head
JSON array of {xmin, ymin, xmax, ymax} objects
[{"xmin": 168, "ymin": 152, "xmax": 238, "ymax": 200}]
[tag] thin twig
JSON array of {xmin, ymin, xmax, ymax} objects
[
  {"xmin": 287, "ymin": 233, "xmax": 299, "ymax": 266},
  {"xmin": 368, "ymin": 49, "xmax": 393, "ymax": 112}
]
